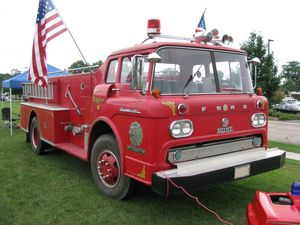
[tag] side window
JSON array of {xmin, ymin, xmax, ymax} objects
[
  {"xmin": 106, "ymin": 60, "xmax": 118, "ymax": 83},
  {"xmin": 120, "ymin": 57, "xmax": 132, "ymax": 83}
]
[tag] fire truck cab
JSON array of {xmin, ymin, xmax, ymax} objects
[{"xmin": 20, "ymin": 20, "xmax": 285, "ymax": 200}]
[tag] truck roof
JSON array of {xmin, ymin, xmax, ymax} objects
[{"xmin": 110, "ymin": 41, "xmax": 246, "ymax": 57}]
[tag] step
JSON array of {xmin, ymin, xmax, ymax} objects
[{"xmin": 56, "ymin": 143, "xmax": 88, "ymax": 161}]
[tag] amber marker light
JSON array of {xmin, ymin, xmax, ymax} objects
[
  {"xmin": 152, "ymin": 88, "xmax": 160, "ymax": 98},
  {"xmin": 256, "ymin": 87, "xmax": 263, "ymax": 96}
]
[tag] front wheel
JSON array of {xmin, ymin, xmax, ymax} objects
[{"xmin": 91, "ymin": 134, "xmax": 132, "ymax": 200}]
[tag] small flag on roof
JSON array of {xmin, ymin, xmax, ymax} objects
[
  {"xmin": 197, "ymin": 9, "xmax": 207, "ymax": 31},
  {"xmin": 28, "ymin": 0, "xmax": 67, "ymax": 88}
]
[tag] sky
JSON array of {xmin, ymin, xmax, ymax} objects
[{"xmin": 0, "ymin": 0, "xmax": 299, "ymax": 74}]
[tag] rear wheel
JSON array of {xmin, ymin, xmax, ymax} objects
[
  {"xmin": 30, "ymin": 117, "xmax": 45, "ymax": 155},
  {"xmin": 91, "ymin": 134, "xmax": 132, "ymax": 200}
]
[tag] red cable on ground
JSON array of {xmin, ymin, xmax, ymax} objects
[{"xmin": 163, "ymin": 172, "xmax": 233, "ymax": 225}]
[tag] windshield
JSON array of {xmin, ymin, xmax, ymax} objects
[
  {"xmin": 152, "ymin": 48, "xmax": 254, "ymax": 95},
  {"xmin": 214, "ymin": 52, "xmax": 253, "ymax": 93}
]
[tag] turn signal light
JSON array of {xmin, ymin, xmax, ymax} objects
[
  {"xmin": 256, "ymin": 87, "xmax": 263, "ymax": 96},
  {"xmin": 152, "ymin": 88, "xmax": 160, "ymax": 98}
]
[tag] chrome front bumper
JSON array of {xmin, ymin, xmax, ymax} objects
[{"xmin": 152, "ymin": 148, "xmax": 286, "ymax": 195}]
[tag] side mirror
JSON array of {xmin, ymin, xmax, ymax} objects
[
  {"xmin": 131, "ymin": 52, "xmax": 161, "ymax": 93},
  {"xmin": 131, "ymin": 55, "xmax": 145, "ymax": 91},
  {"xmin": 250, "ymin": 57, "xmax": 261, "ymax": 88}
]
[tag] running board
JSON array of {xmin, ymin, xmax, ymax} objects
[{"xmin": 56, "ymin": 143, "xmax": 88, "ymax": 161}]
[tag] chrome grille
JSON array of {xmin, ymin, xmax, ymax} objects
[{"xmin": 168, "ymin": 136, "xmax": 262, "ymax": 164}]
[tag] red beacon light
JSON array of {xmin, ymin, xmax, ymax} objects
[{"xmin": 147, "ymin": 19, "xmax": 161, "ymax": 37}]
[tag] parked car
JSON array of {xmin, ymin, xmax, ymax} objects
[{"xmin": 277, "ymin": 97, "xmax": 300, "ymax": 113}]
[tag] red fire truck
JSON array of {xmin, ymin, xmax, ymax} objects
[{"xmin": 20, "ymin": 20, "xmax": 285, "ymax": 200}]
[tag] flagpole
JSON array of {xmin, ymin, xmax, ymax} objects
[
  {"xmin": 50, "ymin": 0, "xmax": 93, "ymax": 74},
  {"xmin": 1, "ymin": 87, "xmax": 3, "ymax": 109},
  {"xmin": 10, "ymin": 88, "xmax": 12, "ymax": 136}
]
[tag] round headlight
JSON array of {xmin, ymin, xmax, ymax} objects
[
  {"xmin": 172, "ymin": 123, "xmax": 181, "ymax": 135},
  {"xmin": 170, "ymin": 120, "xmax": 193, "ymax": 138},
  {"xmin": 182, "ymin": 122, "xmax": 191, "ymax": 134},
  {"xmin": 258, "ymin": 114, "xmax": 265, "ymax": 125},
  {"xmin": 252, "ymin": 115, "xmax": 259, "ymax": 126},
  {"xmin": 251, "ymin": 113, "xmax": 266, "ymax": 127}
]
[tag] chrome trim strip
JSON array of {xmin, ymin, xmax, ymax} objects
[
  {"xmin": 153, "ymin": 92, "xmax": 254, "ymax": 96},
  {"xmin": 21, "ymin": 102, "xmax": 70, "ymax": 111},
  {"xmin": 119, "ymin": 108, "xmax": 141, "ymax": 114},
  {"xmin": 168, "ymin": 137, "xmax": 262, "ymax": 163}
]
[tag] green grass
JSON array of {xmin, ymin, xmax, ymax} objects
[
  {"xmin": 0, "ymin": 103, "xmax": 299, "ymax": 225},
  {"xmin": 269, "ymin": 140, "xmax": 300, "ymax": 154},
  {"xmin": 1, "ymin": 100, "xmax": 20, "ymax": 115},
  {"xmin": 269, "ymin": 109, "xmax": 300, "ymax": 120}
]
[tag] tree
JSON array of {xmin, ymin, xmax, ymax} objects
[
  {"xmin": 68, "ymin": 60, "xmax": 103, "ymax": 74},
  {"xmin": 92, "ymin": 60, "xmax": 103, "ymax": 67},
  {"xmin": 0, "ymin": 73, "xmax": 23, "ymax": 99},
  {"xmin": 271, "ymin": 87, "xmax": 284, "ymax": 104},
  {"xmin": 68, "ymin": 60, "xmax": 89, "ymax": 74},
  {"xmin": 280, "ymin": 61, "xmax": 300, "ymax": 93},
  {"xmin": 0, "ymin": 73, "xmax": 12, "ymax": 90},
  {"xmin": 241, "ymin": 32, "xmax": 280, "ymax": 104}
]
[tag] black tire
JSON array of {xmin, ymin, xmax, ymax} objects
[
  {"xmin": 91, "ymin": 134, "xmax": 132, "ymax": 200},
  {"xmin": 29, "ymin": 117, "xmax": 45, "ymax": 155}
]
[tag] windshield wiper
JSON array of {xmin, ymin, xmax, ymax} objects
[
  {"xmin": 182, "ymin": 70, "xmax": 202, "ymax": 97},
  {"xmin": 182, "ymin": 74, "xmax": 193, "ymax": 92},
  {"xmin": 182, "ymin": 65, "xmax": 203, "ymax": 97}
]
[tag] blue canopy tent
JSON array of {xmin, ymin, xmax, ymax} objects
[
  {"xmin": 2, "ymin": 64, "xmax": 68, "ymax": 89},
  {"xmin": 1, "ymin": 64, "xmax": 68, "ymax": 135}
]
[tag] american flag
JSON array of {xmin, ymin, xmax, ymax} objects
[
  {"xmin": 28, "ymin": 0, "xmax": 67, "ymax": 88},
  {"xmin": 197, "ymin": 9, "xmax": 206, "ymax": 31}
]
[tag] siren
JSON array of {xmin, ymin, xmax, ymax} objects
[
  {"xmin": 211, "ymin": 28, "xmax": 219, "ymax": 39},
  {"xmin": 193, "ymin": 30, "xmax": 213, "ymax": 43},
  {"xmin": 147, "ymin": 19, "xmax": 161, "ymax": 37}
]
